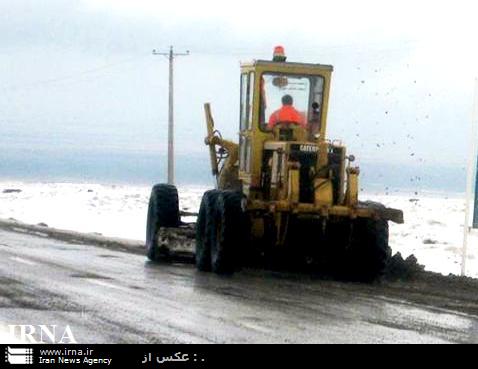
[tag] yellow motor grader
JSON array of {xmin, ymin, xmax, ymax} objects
[{"xmin": 146, "ymin": 47, "xmax": 403, "ymax": 280}]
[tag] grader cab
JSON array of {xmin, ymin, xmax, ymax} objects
[{"xmin": 146, "ymin": 47, "xmax": 403, "ymax": 281}]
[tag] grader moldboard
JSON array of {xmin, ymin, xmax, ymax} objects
[{"xmin": 146, "ymin": 47, "xmax": 404, "ymax": 281}]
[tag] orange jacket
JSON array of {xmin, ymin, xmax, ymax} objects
[{"xmin": 268, "ymin": 105, "xmax": 306, "ymax": 129}]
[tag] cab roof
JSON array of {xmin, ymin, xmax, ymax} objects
[{"xmin": 241, "ymin": 59, "xmax": 334, "ymax": 72}]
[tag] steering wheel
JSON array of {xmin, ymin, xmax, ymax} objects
[
  {"xmin": 272, "ymin": 121, "xmax": 302, "ymax": 141},
  {"xmin": 274, "ymin": 121, "xmax": 302, "ymax": 129},
  {"xmin": 272, "ymin": 121, "xmax": 308, "ymax": 142}
]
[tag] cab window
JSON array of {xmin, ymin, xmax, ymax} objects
[
  {"xmin": 260, "ymin": 73, "xmax": 324, "ymax": 132},
  {"xmin": 239, "ymin": 72, "xmax": 254, "ymax": 172},
  {"xmin": 240, "ymin": 72, "xmax": 254, "ymax": 131}
]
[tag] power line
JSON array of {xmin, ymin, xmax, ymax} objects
[
  {"xmin": 5, "ymin": 55, "xmax": 150, "ymax": 92},
  {"xmin": 177, "ymin": 39, "xmax": 419, "ymax": 57}
]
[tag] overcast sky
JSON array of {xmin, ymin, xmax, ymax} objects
[{"xmin": 1, "ymin": 0, "xmax": 478, "ymax": 169}]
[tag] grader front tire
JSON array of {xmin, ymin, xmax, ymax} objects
[{"xmin": 145, "ymin": 184, "xmax": 180, "ymax": 261}]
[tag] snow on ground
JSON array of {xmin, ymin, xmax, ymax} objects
[
  {"xmin": 0, "ymin": 181, "xmax": 477, "ymax": 278},
  {"xmin": 369, "ymin": 192, "xmax": 478, "ymax": 278},
  {"xmin": 0, "ymin": 181, "xmax": 204, "ymax": 241}
]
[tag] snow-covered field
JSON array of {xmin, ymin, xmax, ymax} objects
[{"xmin": 1, "ymin": 181, "xmax": 477, "ymax": 278}]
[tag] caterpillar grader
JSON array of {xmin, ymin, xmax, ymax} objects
[{"xmin": 146, "ymin": 46, "xmax": 404, "ymax": 281}]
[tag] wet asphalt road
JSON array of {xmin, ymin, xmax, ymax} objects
[{"xmin": 1, "ymin": 229, "xmax": 478, "ymax": 343}]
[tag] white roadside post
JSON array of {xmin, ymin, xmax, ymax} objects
[{"xmin": 462, "ymin": 78, "xmax": 478, "ymax": 276}]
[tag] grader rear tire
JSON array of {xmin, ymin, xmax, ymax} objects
[
  {"xmin": 210, "ymin": 191, "xmax": 246, "ymax": 275},
  {"xmin": 195, "ymin": 190, "xmax": 219, "ymax": 271},
  {"xmin": 145, "ymin": 184, "xmax": 180, "ymax": 261},
  {"xmin": 347, "ymin": 218, "xmax": 391, "ymax": 281}
]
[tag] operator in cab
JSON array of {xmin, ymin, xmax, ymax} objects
[{"xmin": 267, "ymin": 94, "xmax": 306, "ymax": 129}]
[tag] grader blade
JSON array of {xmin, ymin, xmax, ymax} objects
[{"xmin": 156, "ymin": 224, "xmax": 196, "ymax": 259}]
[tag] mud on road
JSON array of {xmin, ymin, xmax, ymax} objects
[
  {"xmin": 1, "ymin": 217, "xmax": 478, "ymax": 343},
  {"xmin": 1, "ymin": 217, "xmax": 478, "ymax": 315}
]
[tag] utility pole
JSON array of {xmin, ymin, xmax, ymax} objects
[{"xmin": 152, "ymin": 46, "xmax": 189, "ymax": 185}]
